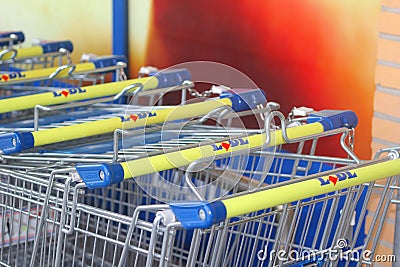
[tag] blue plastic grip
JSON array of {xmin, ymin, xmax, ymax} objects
[
  {"xmin": 0, "ymin": 31, "xmax": 25, "ymax": 46},
  {"xmin": 153, "ymin": 69, "xmax": 191, "ymax": 88},
  {"xmin": 306, "ymin": 110, "xmax": 358, "ymax": 131},
  {"xmin": 89, "ymin": 55, "xmax": 127, "ymax": 69},
  {"xmin": 0, "ymin": 132, "xmax": 34, "ymax": 155},
  {"xmin": 169, "ymin": 201, "xmax": 227, "ymax": 229},
  {"xmin": 221, "ymin": 89, "xmax": 267, "ymax": 112},
  {"xmin": 39, "ymin": 41, "xmax": 74, "ymax": 53},
  {"xmin": 75, "ymin": 163, "xmax": 124, "ymax": 189}
]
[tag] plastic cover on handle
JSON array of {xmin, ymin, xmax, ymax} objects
[
  {"xmin": 0, "ymin": 31, "xmax": 25, "ymax": 46},
  {"xmin": 75, "ymin": 163, "xmax": 125, "ymax": 189},
  {"xmin": 306, "ymin": 110, "xmax": 358, "ymax": 131},
  {"xmin": 89, "ymin": 55, "xmax": 128, "ymax": 68},
  {"xmin": 0, "ymin": 132, "xmax": 34, "ymax": 155},
  {"xmin": 38, "ymin": 40, "xmax": 74, "ymax": 53},
  {"xmin": 169, "ymin": 201, "xmax": 227, "ymax": 229},
  {"xmin": 220, "ymin": 89, "xmax": 267, "ymax": 112},
  {"xmin": 152, "ymin": 68, "xmax": 191, "ymax": 88}
]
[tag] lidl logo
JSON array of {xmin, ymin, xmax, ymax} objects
[
  {"xmin": 0, "ymin": 72, "xmax": 26, "ymax": 82},
  {"xmin": 317, "ymin": 171, "xmax": 357, "ymax": 186},
  {"xmin": 53, "ymin": 88, "xmax": 87, "ymax": 97},
  {"xmin": 212, "ymin": 138, "xmax": 249, "ymax": 151},
  {"xmin": 120, "ymin": 112, "xmax": 157, "ymax": 122}
]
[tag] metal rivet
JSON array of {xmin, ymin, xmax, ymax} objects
[
  {"xmin": 198, "ymin": 209, "xmax": 206, "ymax": 221},
  {"xmin": 99, "ymin": 171, "xmax": 105, "ymax": 180},
  {"xmin": 12, "ymin": 138, "xmax": 16, "ymax": 146}
]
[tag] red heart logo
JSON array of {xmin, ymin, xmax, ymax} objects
[
  {"xmin": 2, "ymin": 75, "xmax": 9, "ymax": 81},
  {"xmin": 221, "ymin": 142, "xmax": 230, "ymax": 151},
  {"xmin": 329, "ymin": 176, "xmax": 338, "ymax": 186},
  {"xmin": 129, "ymin": 114, "xmax": 138, "ymax": 122},
  {"xmin": 61, "ymin": 90, "xmax": 69, "ymax": 97}
]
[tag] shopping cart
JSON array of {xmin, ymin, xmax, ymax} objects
[
  {"xmin": 0, "ymin": 54, "xmax": 132, "ymax": 126},
  {"xmin": 0, "ymin": 88, "xmax": 265, "ymax": 155},
  {"xmin": 0, "ymin": 54, "xmax": 126, "ymax": 86},
  {"xmin": 0, "ymin": 31, "xmax": 25, "ymax": 49},
  {"xmin": 0, "ymin": 65, "xmax": 191, "ymax": 130},
  {"xmin": 25, "ymin": 106, "xmax": 370, "ymax": 266},
  {"xmin": 0, "ymin": 84, "xmax": 265, "ymax": 266},
  {"xmin": 163, "ymin": 150, "xmax": 399, "ymax": 267},
  {"xmin": 0, "ymin": 39, "xmax": 73, "ymax": 70},
  {"xmin": 0, "ymin": 67, "xmax": 193, "ymax": 160},
  {"xmin": 109, "ymin": 112, "xmax": 398, "ymax": 267},
  {"xmin": 0, "ymin": 52, "xmax": 127, "ymax": 98},
  {"xmin": 0, "ymin": 66, "xmax": 190, "ymax": 115}
]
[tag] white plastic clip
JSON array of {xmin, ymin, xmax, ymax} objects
[
  {"xmin": 138, "ymin": 66, "xmax": 159, "ymax": 76},
  {"xmin": 69, "ymin": 171, "xmax": 83, "ymax": 183},
  {"xmin": 210, "ymin": 85, "xmax": 231, "ymax": 95},
  {"xmin": 292, "ymin": 106, "xmax": 314, "ymax": 117},
  {"xmin": 80, "ymin": 53, "xmax": 98, "ymax": 62},
  {"xmin": 156, "ymin": 209, "xmax": 177, "ymax": 225}
]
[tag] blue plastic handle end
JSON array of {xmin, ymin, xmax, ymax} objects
[
  {"xmin": 0, "ymin": 132, "xmax": 34, "ymax": 155},
  {"xmin": 221, "ymin": 89, "xmax": 267, "ymax": 112},
  {"xmin": 0, "ymin": 31, "xmax": 25, "ymax": 46},
  {"xmin": 169, "ymin": 201, "xmax": 227, "ymax": 229},
  {"xmin": 40, "ymin": 40, "xmax": 74, "ymax": 53},
  {"xmin": 89, "ymin": 55, "xmax": 128, "ymax": 69},
  {"xmin": 153, "ymin": 69, "xmax": 191, "ymax": 88},
  {"xmin": 75, "ymin": 163, "xmax": 124, "ymax": 189},
  {"xmin": 306, "ymin": 110, "xmax": 358, "ymax": 131}
]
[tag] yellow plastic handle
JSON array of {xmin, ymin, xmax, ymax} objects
[
  {"xmin": 0, "ymin": 46, "xmax": 43, "ymax": 61},
  {"xmin": 32, "ymin": 98, "xmax": 232, "ymax": 147},
  {"xmin": 0, "ymin": 77, "xmax": 158, "ymax": 114},
  {"xmin": 222, "ymin": 158, "xmax": 400, "ymax": 218},
  {"xmin": 0, "ymin": 62, "xmax": 95, "ymax": 84},
  {"xmin": 120, "ymin": 122, "xmax": 324, "ymax": 179}
]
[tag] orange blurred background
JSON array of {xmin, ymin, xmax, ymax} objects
[
  {"xmin": 130, "ymin": 0, "xmax": 380, "ymax": 159},
  {"xmin": 0, "ymin": 0, "xmax": 381, "ymax": 159}
]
